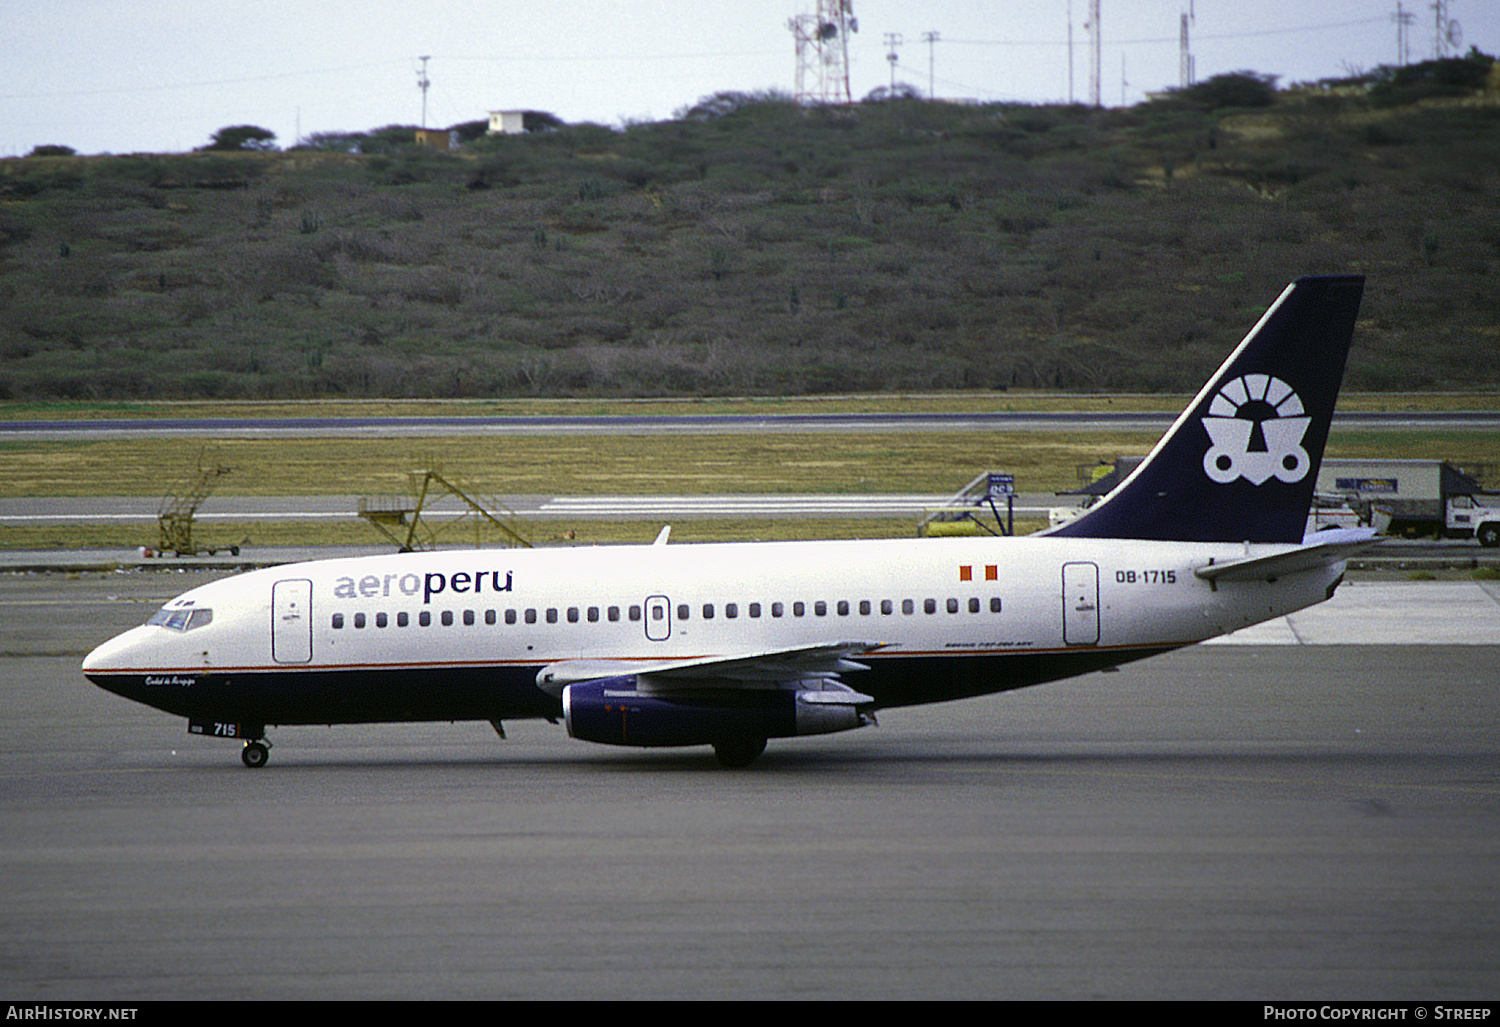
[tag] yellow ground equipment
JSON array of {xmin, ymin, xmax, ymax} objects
[
  {"xmin": 157, "ymin": 450, "xmax": 239, "ymax": 556},
  {"xmin": 359, "ymin": 455, "xmax": 531, "ymax": 552}
]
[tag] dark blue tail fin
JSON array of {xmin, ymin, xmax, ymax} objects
[{"xmin": 1046, "ymin": 275, "xmax": 1364, "ymax": 543}]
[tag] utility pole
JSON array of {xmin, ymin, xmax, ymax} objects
[
  {"xmin": 416, "ymin": 55, "xmax": 431, "ymax": 129},
  {"xmin": 1179, "ymin": 2, "xmax": 1195, "ymax": 89},
  {"xmin": 1068, "ymin": 1, "xmax": 1075, "ymax": 105},
  {"xmin": 1393, "ymin": 2, "xmax": 1414, "ymax": 65},
  {"xmin": 922, "ymin": 31, "xmax": 940, "ymax": 100},
  {"xmin": 884, "ymin": 32, "xmax": 903, "ymax": 93},
  {"xmin": 1085, "ymin": 0, "xmax": 1102, "ymax": 108}
]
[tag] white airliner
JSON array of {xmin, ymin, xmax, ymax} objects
[{"xmin": 84, "ymin": 276, "xmax": 1376, "ymax": 768}]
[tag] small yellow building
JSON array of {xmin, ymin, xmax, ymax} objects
[{"xmin": 413, "ymin": 128, "xmax": 456, "ymax": 151}]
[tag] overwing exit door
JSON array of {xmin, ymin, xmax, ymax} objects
[
  {"xmin": 1062, "ymin": 562, "xmax": 1099, "ymax": 646},
  {"xmin": 643, "ymin": 595, "xmax": 672, "ymax": 642}
]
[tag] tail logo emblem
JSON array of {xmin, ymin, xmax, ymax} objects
[{"xmin": 1201, "ymin": 374, "xmax": 1311, "ymax": 485}]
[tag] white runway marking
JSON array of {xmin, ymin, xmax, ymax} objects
[{"xmin": 538, "ymin": 495, "xmax": 954, "ymax": 515}]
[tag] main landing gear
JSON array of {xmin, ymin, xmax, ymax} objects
[{"xmin": 712, "ymin": 735, "xmax": 767, "ymax": 769}]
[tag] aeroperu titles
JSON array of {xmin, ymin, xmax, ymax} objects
[{"xmin": 332, "ymin": 568, "xmax": 515, "ymax": 605}]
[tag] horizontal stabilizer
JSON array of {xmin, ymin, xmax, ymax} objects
[{"xmin": 1193, "ymin": 528, "xmax": 1383, "ymax": 583}]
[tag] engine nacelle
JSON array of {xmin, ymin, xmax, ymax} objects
[{"xmin": 562, "ymin": 676, "xmax": 873, "ymax": 749}]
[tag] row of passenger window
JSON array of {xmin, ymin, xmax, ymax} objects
[{"xmin": 330, "ymin": 596, "xmax": 1003, "ymax": 630}]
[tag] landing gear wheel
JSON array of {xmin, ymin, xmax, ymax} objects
[
  {"xmin": 241, "ymin": 741, "xmax": 270, "ymax": 768},
  {"xmin": 712, "ymin": 735, "xmax": 767, "ymax": 769}
]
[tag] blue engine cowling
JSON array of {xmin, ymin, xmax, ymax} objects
[{"xmin": 562, "ymin": 676, "xmax": 872, "ymax": 748}]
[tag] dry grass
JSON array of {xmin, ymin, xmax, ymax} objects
[
  {"xmin": 0, "ymin": 430, "xmax": 1171, "ymax": 498},
  {"xmin": 4, "ymin": 426, "xmax": 1497, "ymax": 499}
]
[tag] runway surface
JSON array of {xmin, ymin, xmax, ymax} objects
[
  {"xmin": 0, "ymin": 492, "xmax": 986, "ymax": 522},
  {"xmin": 1, "ymin": 570, "xmax": 1498, "ymax": 1000}
]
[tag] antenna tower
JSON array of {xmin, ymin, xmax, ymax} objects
[
  {"xmin": 789, "ymin": 1, "xmax": 858, "ymax": 105},
  {"xmin": 1085, "ymin": 0, "xmax": 1102, "ymax": 108},
  {"xmin": 1431, "ymin": 1, "xmax": 1462, "ymax": 59}
]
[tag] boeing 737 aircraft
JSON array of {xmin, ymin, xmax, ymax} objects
[{"xmin": 84, "ymin": 276, "xmax": 1375, "ymax": 768}]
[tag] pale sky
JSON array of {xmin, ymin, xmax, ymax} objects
[{"xmin": 3, "ymin": 1, "xmax": 1494, "ymax": 156}]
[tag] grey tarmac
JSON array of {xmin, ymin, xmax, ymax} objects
[{"xmin": 1, "ymin": 569, "xmax": 1497, "ymax": 1000}]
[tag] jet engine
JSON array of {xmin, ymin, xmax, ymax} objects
[{"xmin": 561, "ymin": 676, "xmax": 873, "ymax": 750}]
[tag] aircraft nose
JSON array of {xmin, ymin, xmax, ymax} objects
[
  {"xmin": 82, "ymin": 626, "xmax": 147, "ymax": 677},
  {"xmin": 82, "ymin": 625, "xmax": 194, "ymax": 715}
]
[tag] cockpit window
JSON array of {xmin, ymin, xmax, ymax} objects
[{"xmin": 147, "ymin": 607, "xmax": 213, "ymax": 631}]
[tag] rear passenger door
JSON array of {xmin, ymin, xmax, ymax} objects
[{"xmin": 1061, "ymin": 563, "xmax": 1099, "ymax": 646}]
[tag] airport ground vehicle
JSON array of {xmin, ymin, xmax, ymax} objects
[{"xmin": 1317, "ymin": 459, "xmax": 1499, "ymax": 543}]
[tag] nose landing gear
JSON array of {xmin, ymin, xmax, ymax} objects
[{"xmin": 189, "ymin": 719, "xmax": 271, "ymax": 767}]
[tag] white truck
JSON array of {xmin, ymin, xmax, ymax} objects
[
  {"xmin": 1316, "ymin": 459, "xmax": 1500, "ymax": 545},
  {"xmin": 1447, "ymin": 494, "xmax": 1500, "ymax": 548}
]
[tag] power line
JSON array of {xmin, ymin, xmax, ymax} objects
[
  {"xmin": 887, "ymin": 62, "xmax": 1005, "ymax": 103},
  {"xmin": 0, "ymin": 61, "xmax": 402, "ymax": 102},
  {"xmin": 0, "ymin": 49, "xmax": 786, "ymax": 103},
  {"xmin": 943, "ymin": 16, "xmax": 1391, "ymax": 50}
]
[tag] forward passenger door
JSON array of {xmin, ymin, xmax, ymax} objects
[{"xmin": 271, "ymin": 579, "xmax": 314, "ymax": 663}]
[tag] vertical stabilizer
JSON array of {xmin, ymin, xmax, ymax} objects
[{"xmin": 1046, "ymin": 276, "xmax": 1364, "ymax": 543}]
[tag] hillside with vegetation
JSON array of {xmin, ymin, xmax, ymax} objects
[{"xmin": 2, "ymin": 61, "xmax": 1498, "ymax": 402}]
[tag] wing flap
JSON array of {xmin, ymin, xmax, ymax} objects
[{"xmin": 536, "ymin": 641, "xmax": 886, "ymax": 697}]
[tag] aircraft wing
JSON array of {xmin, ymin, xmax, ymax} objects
[
  {"xmin": 1193, "ymin": 528, "xmax": 1383, "ymax": 584},
  {"xmin": 536, "ymin": 641, "xmax": 885, "ymax": 698}
]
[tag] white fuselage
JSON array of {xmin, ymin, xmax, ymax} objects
[{"xmin": 83, "ymin": 534, "xmax": 1342, "ymax": 727}]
